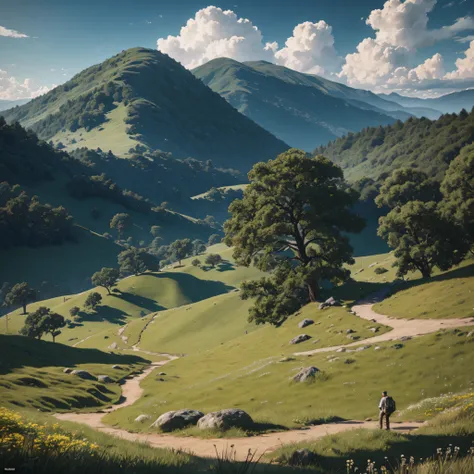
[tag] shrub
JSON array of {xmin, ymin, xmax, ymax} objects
[{"xmin": 374, "ymin": 267, "xmax": 389, "ymax": 275}]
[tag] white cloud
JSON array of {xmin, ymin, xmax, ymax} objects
[
  {"xmin": 274, "ymin": 21, "xmax": 342, "ymax": 75},
  {"xmin": 0, "ymin": 70, "xmax": 54, "ymax": 100},
  {"xmin": 339, "ymin": 0, "xmax": 474, "ymax": 91},
  {"xmin": 445, "ymin": 40, "xmax": 474, "ymax": 78},
  {"xmin": 0, "ymin": 25, "xmax": 28, "ymax": 38},
  {"xmin": 157, "ymin": 6, "xmax": 273, "ymax": 69}
]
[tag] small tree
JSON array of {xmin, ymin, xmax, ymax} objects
[
  {"xmin": 191, "ymin": 258, "xmax": 201, "ymax": 267},
  {"xmin": 378, "ymin": 201, "xmax": 469, "ymax": 278},
  {"xmin": 110, "ymin": 213, "xmax": 132, "ymax": 240},
  {"xmin": 4, "ymin": 282, "xmax": 36, "ymax": 314},
  {"xmin": 69, "ymin": 306, "xmax": 80, "ymax": 319},
  {"xmin": 150, "ymin": 226, "xmax": 161, "ymax": 238},
  {"xmin": 192, "ymin": 239, "xmax": 207, "ymax": 256},
  {"xmin": 91, "ymin": 267, "xmax": 120, "ymax": 295},
  {"xmin": 207, "ymin": 234, "xmax": 221, "ymax": 246},
  {"xmin": 84, "ymin": 292, "xmax": 102, "ymax": 311},
  {"xmin": 42, "ymin": 311, "xmax": 66, "ymax": 342},
  {"xmin": 205, "ymin": 254, "xmax": 223, "ymax": 268},
  {"xmin": 118, "ymin": 247, "xmax": 159, "ymax": 275},
  {"xmin": 169, "ymin": 238, "xmax": 193, "ymax": 265},
  {"xmin": 19, "ymin": 306, "xmax": 49, "ymax": 339}
]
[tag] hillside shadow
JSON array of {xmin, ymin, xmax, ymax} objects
[
  {"xmin": 0, "ymin": 335, "xmax": 149, "ymax": 374},
  {"xmin": 78, "ymin": 306, "xmax": 127, "ymax": 324},
  {"xmin": 215, "ymin": 260, "xmax": 235, "ymax": 273},
  {"xmin": 115, "ymin": 291, "xmax": 166, "ymax": 313},
  {"xmin": 146, "ymin": 272, "xmax": 234, "ymax": 302},
  {"xmin": 326, "ymin": 280, "xmax": 388, "ymax": 305}
]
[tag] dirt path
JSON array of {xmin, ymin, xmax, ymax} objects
[{"xmin": 55, "ymin": 293, "xmax": 473, "ymax": 461}]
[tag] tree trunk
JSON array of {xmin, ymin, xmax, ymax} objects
[
  {"xmin": 307, "ymin": 281, "xmax": 319, "ymax": 302},
  {"xmin": 22, "ymin": 302, "xmax": 27, "ymax": 314},
  {"xmin": 106, "ymin": 287, "xmax": 111, "ymax": 295},
  {"xmin": 52, "ymin": 334, "xmax": 56, "ymax": 343}
]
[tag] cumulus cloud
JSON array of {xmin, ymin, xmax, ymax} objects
[
  {"xmin": 274, "ymin": 21, "xmax": 342, "ymax": 75},
  {"xmin": 339, "ymin": 0, "xmax": 474, "ymax": 91},
  {"xmin": 0, "ymin": 25, "xmax": 28, "ymax": 38},
  {"xmin": 445, "ymin": 40, "xmax": 474, "ymax": 78},
  {"xmin": 157, "ymin": 6, "xmax": 273, "ymax": 69},
  {"xmin": 157, "ymin": 6, "xmax": 341, "ymax": 77},
  {"xmin": 0, "ymin": 70, "xmax": 54, "ymax": 100}
]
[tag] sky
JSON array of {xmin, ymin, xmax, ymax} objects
[{"xmin": 1, "ymin": 0, "xmax": 474, "ymax": 100}]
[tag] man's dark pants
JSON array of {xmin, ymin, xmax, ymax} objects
[{"xmin": 379, "ymin": 410, "xmax": 391, "ymax": 430}]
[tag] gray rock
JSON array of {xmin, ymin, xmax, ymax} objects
[
  {"xmin": 108, "ymin": 342, "xmax": 118, "ymax": 350},
  {"xmin": 288, "ymin": 449, "xmax": 318, "ymax": 467},
  {"xmin": 290, "ymin": 334, "xmax": 312, "ymax": 345},
  {"xmin": 112, "ymin": 365, "xmax": 122, "ymax": 370},
  {"xmin": 151, "ymin": 409, "xmax": 204, "ymax": 432},
  {"xmin": 336, "ymin": 348, "xmax": 346, "ymax": 353},
  {"xmin": 135, "ymin": 414, "xmax": 152, "ymax": 423},
  {"xmin": 399, "ymin": 336, "xmax": 412, "ymax": 342},
  {"xmin": 346, "ymin": 329, "xmax": 355, "ymax": 334},
  {"xmin": 71, "ymin": 370, "xmax": 96, "ymax": 380},
  {"xmin": 298, "ymin": 319, "xmax": 314, "ymax": 329},
  {"xmin": 370, "ymin": 327, "xmax": 379, "ymax": 333},
  {"xmin": 374, "ymin": 346, "xmax": 381, "ymax": 351},
  {"xmin": 292, "ymin": 366, "xmax": 320, "ymax": 383},
  {"xmin": 63, "ymin": 368, "xmax": 73, "ymax": 374},
  {"xmin": 318, "ymin": 296, "xmax": 338, "ymax": 310},
  {"xmin": 356, "ymin": 345, "xmax": 371, "ymax": 352},
  {"xmin": 159, "ymin": 372, "xmax": 166, "ymax": 376},
  {"xmin": 197, "ymin": 409, "xmax": 253, "ymax": 431},
  {"xmin": 392, "ymin": 343, "xmax": 404, "ymax": 350},
  {"xmin": 98, "ymin": 375, "xmax": 114, "ymax": 383},
  {"xmin": 467, "ymin": 331, "xmax": 473, "ymax": 338}
]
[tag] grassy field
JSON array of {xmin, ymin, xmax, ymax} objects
[
  {"xmin": 0, "ymin": 335, "xmax": 147, "ymax": 412},
  {"xmin": 190, "ymin": 184, "xmax": 248, "ymax": 200},
  {"xmin": 375, "ymin": 260, "xmax": 474, "ymax": 320}
]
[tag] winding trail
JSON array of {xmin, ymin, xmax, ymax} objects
[{"xmin": 55, "ymin": 291, "xmax": 474, "ymax": 461}]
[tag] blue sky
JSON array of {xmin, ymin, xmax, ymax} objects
[{"xmin": 1, "ymin": 0, "xmax": 474, "ymax": 99}]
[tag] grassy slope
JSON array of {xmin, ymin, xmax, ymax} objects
[
  {"xmin": 191, "ymin": 184, "xmax": 248, "ymax": 200},
  {"xmin": 375, "ymin": 259, "xmax": 474, "ymax": 319},
  {"xmin": 0, "ymin": 335, "xmax": 147, "ymax": 412}
]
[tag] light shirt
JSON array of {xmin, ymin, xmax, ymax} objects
[{"xmin": 379, "ymin": 396, "xmax": 387, "ymax": 409}]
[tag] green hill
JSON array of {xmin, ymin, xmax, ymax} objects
[
  {"xmin": 3, "ymin": 48, "xmax": 288, "ymax": 171},
  {"xmin": 193, "ymin": 58, "xmax": 397, "ymax": 151},
  {"xmin": 315, "ymin": 108, "xmax": 474, "ymax": 186},
  {"xmin": 0, "ymin": 334, "xmax": 146, "ymax": 411}
]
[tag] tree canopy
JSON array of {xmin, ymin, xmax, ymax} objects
[
  {"xmin": 91, "ymin": 267, "xmax": 120, "ymax": 294},
  {"xmin": 118, "ymin": 247, "xmax": 159, "ymax": 275},
  {"xmin": 20, "ymin": 306, "xmax": 65, "ymax": 342},
  {"xmin": 4, "ymin": 282, "xmax": 36, "ymax": 314},
  {"xmin": 224, "ymin": 149, "xmax": 364, "ymax": 325}
]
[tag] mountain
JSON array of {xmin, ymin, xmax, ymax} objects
[
  {"xmin": 0, "ymin": 98, "xmax": 30, "ymax": 112},
  {"xmin": 379, "ymin": 89, "xmax": 474, "ymax": 115},
  {"xmin": 2, "ymin": 48, "xmax": 288, "ymax": 172},
  {"xmin": 315, "ymin": 108, "xmax": 474, "ymax": 191},
  {"xmin": 193, "ymin": 58, "xmax": 403, "ymax": 151}
]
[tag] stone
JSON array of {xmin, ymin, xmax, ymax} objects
[
  {"xmin": 71, "ymin": 370, "xmax": 96, "ymax": 380},
  {"xmin": 63, "ymin": 368, "xmax": 72, "ymax": 374},
  {"xmin": 151, "ymin": 409, "xmax": 204, "ymax": 432},
  {"xmin": 135, "ymin": 414, "xmax": 152, "ymax": 423},
  {"xmin": 197, "ymin": 409, "xmax": 254, "ymax": 431},
  {"xmin": 292, "ymin": 366, "xmax": 320, "ymax": 383},
  {"xmin": 374, "ymin": 346, "xmax": 381, "ymax": 351},
  {"xmin": 159, "ymin": 372, "xmax": 166, "ymax": 376},
  {"xmin": 356, "ymin": 345, "xmax": 371, "ymax": 352},
  {"xmin": 399, "ymin": 336, "xmax": 412, "ymax": 342},
  {"xmin": 112, "ymin": 365, "xmax": 122, "ymax": 370},
  {"xmin": 298, "ymin": 319, "xmax": 314, "ymax": 328},
  {"xmin": 108, "ymin": 342, "xmax": 118, "ymax": 350},
  {"xmin": 467, "ymin": 331, "xmax": 473, "ymax": 338},
  {"xmin": 370, "ymin": 327, "xmax": 379, "ymax": 333},
  {"xmin": 98, "ymin": 375, "xmax": 114, "ymax": 383},
  {"xmin": 346, "ymin": 329, "xmax": 355, "ymax": 334},
  {"xmin": 392, "ymin": 343, "xmax": 404, "ymax": 350},
  {"xmin": 287, "ymin": 449, "xmax": 318, "ymax": 467},
  {"xmin": 336, "ymin": 348, "xmax": 346, "ymax": 353},
  {"xmin": 290, "ymin": 334, "xmax": 312, "ymax": 345}
]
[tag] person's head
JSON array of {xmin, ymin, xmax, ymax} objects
[{"xmin": 382, "ymin": 391, "xmax": 388, "ymax": 397}]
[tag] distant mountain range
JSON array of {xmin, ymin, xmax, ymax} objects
[
  {"xmin": 2, "ymin": 48, "xmax": 287, "ymax": 172},
  {"xmin": 0, "ymin": 98, "xmax": 30, "ymax": 112},
  {"xmin": 193, "ymin": 59, "xmax": 449, "ymax": 150}
]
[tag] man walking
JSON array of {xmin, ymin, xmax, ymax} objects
[{"xmin": 379, "ymin": 391, "xmax": 396, "ymax": 430}]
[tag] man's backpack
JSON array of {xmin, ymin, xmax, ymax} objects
[{"xmin": 385, "ymin": 396, "xmax": 396, "ymax": 414}]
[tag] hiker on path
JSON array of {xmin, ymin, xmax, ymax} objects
[{"xmin": 379, "ymin": 391, "xmax": 396, "ymax": 430}]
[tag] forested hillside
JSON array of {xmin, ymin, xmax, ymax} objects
[
  {"xmin": 315, "ymin": 108, "xmax": 474, "ymax": 191},
  {"xmin": 2, "ymin": 48, "xmax": 288, "ymax": 171}
]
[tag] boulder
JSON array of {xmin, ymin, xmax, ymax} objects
[
  {"xmin": 288, "ymin": 449, "xmax": 318, "ymax": 467},
  {"xmin": 392, "ymin": 343, "xmax": 404, "ymax": 350},
  {"xmin": 159, "ymin": 372, "xmax": 166, "ymax": 376},
  {"xmin": 374, "ymin": 346, "xmax": 381, "ymax": 351},
  {"xmin": 63, "ymin": 368, "xmax": 73, "ymax": 374},
  {"xmin": 135, "ymin": 414, "xmax": 152, "ymax": 423},
  {"xmin": 399, "ymin": 336, "xmax": 412, "ymax": 342},
  {"xmin": 292, "ymin": 366, "xmax": 320, "ymax": 383},
  {"xmin": 98, "ymin": 375, "xmax": 114, "ymax": 383},
  {"xmin": 356, "ymin": 345, "xmax": 371, "ymax": 352},
  {"xmin": 290, "ymin": 334, "xmax": 311, "ymax": 345},
  {"xmin": 108, "ymin": 342, "xmax": 118, "ymax": 350},
  {"xmin": 346, "ymin": 329, "xmax": 355, "ymax": 334},
  {"xmin": 467, "ymin": 331, "xmax": 473, "ymax": 338},
  {"xmin": 151, "ymin": 409, "xmax": 204, "ymax": 432},
  {"xmin": 197, "ymin": 409, "xmax": 253, "ymax": 431},
  {"xmin": 71, "ymin": 370, "xmax": 96, "ymax": 380},
  {"xmin": 112, "ymin": 365, "xmax": 122, "ymax": 370},
  {"xmin": 336, "ymin": 348, "xmax": 346, "ymax": 353},
  {"xmin": 298, "ymin": 319, "xmax": 314, "ymax": 329},
  {"xmin": 370, "ymin": 327, "xmax": 379, "ymax": 333}
]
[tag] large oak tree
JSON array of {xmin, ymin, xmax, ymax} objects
[{"xmin": 224, "ymin": 149, "xmax": 364, "ymax": 325}]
